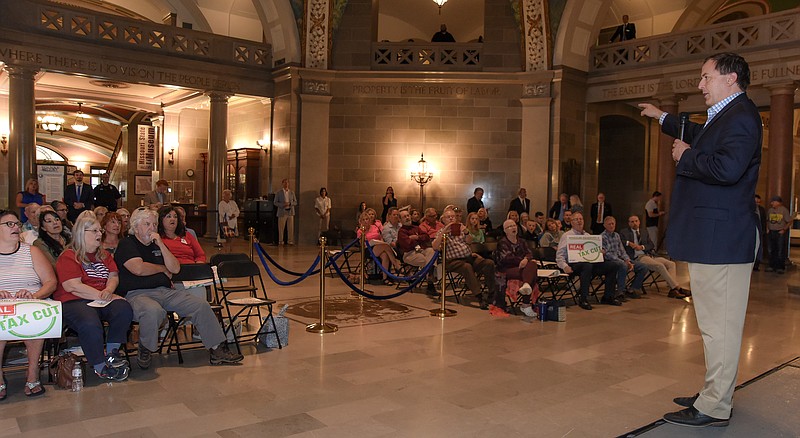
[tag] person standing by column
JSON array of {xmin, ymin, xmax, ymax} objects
[
  {"xmin": 218, "ymin": 189, "xmax": 240, "ymax": 239},
  {"xmin": 639, "ymin": 52, "xmax": 762, "ymax": 428},
  {"xmin": 766, "ymin": 195, "xmax": 791, "ymax": 274},
  {"xmin": 644, "ymin": 191, "xmax": 665, "ymax": 251},
  {"xmin": 315, "ymin": 187, "xmax": 331, "ymax": 233},
  {"xmin": 275, "ymin": 178, "xmax": 297, "ymax": 245}
]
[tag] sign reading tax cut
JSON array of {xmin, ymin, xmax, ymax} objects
[
  {"xmin": 566, "ymin": 235, "xmax": 604, "ymax": 263},
  {"xmin": 0, "ymin": 300, "xmax": 62, "ymax": 340}
]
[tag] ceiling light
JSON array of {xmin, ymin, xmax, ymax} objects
[
  {"xmin": 38, "ymin": 115, "xmax": 64, "ymax": 134},
  {"xmin": 71, "ymin": 103, "xmax": 89, "ymax": 132}
]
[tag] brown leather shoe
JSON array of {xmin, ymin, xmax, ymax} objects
[{"xmin": 668, "ymin": 288, "xmax": 687, "ymax": 299}]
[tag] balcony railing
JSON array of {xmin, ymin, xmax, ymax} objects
[
  {"xmin": 0, "ymin": 0, "xmax": 271, "ymax": 69},
  {"xmin": 591, "ymin": 9, "xmax": 800, "ymax": 72},
  {"xmin": 371, "ymin": 42, "xmax": 482, "ymax": 71}
]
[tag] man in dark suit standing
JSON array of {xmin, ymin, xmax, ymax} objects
[
  {"xmin": 64, "ymin": 169, "xmax": 94, "ymax": 222},
  {"xmin": 508, "ymin": 188, "xmax": 530, "ymax": 215},
  {"xmin": 640, "ymin": 52, "xmax": 761, "ymax": 428},
  {"xmin": 589, "ymin": 192, "xmax": 613, "ymax": 234},
  {"xmin": 610, "ymin": 15, "xmax": 636, "ymax": 42},
  {"xmin": 548, "ymin": 193, "xmax": 570, "ymax": 221}
]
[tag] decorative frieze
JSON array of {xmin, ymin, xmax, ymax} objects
[
  {"xmin": 521, "ymin": 0, "xmax": 549, "ymax": 72},
  {"xmin": 304, "ymin": 0, "xmax": 331, "ymax": 69}
]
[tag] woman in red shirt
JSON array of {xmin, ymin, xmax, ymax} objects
[
  {"xmin": 158, "ymin": 206, "xmax": 206, "ymax": 264},
  {"xmin": 54, "ymin": 215, "xmax": 133, "ymax": 381}
]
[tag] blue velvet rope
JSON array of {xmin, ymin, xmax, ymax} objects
[
  {"xmin": 328, "ymin": 251, "xmax": 429, "ymax": 300},
  {"xmin": 365, "ymin": 241, "xmax": 439, "ymax": 282},
  {"xmin": 257, "ymin": 243, "xmax": 321, "ymax": 276},
  {"xmin": 255, "ymin": 243, "xmax": 320, "ymax": 286}
]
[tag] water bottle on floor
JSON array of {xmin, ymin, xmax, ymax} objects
[{"xmin": 71, "ymin": 362, "xmax": 83, "ymax": 392}]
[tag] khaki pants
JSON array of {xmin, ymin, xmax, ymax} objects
[{"xmin": 278, "ymin": 215, "xmax": 294, "ymax": 244}]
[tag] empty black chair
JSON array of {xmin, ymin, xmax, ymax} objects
[{"xmin": 215, "ymin": 260, "xmax": 281, "ymax": 352}]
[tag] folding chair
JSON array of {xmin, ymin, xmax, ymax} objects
[
  {"xmin": 209, "ymin": 253, "xmax": 254, "ymax": 302},
  {"xmin": 215, "ymin": 260, "xmax": 281, "ymax": 352},
  {"xmin": 338, "ymin": 229, "xmax": 361, "ymax": 274},
  {"xmin": 159, "ymin": 263, "xmax": 223, "ymax": 364}
]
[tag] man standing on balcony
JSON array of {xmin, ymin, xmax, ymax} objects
[
  {"xmin": 431, "ymin": 24, "xmax": 455, "ymax": 42},
  {"xmin": 639, "ymin": 52, "xmax": 762, "ymax": 428},
  {"xmin": 610, "ymin": 15, "xmax": 636, "ymax": 42}
]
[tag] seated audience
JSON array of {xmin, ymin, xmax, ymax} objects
[
  {"xmin": 521, "ymin": 220, "xmax": 540, "ymax": 243},
  {"xmin": 54, "ymin": 215, "xmax": 133, "ymax": 381},
  {"xmin": 555, "ymin": 212, "xmax": 619, "ymax": 310},
  {"xmin": 477, "ymin": 207, "xmax": 493, "ymax": 234},
  {"xmin": 158, "ymin": 206, "xmax": 205, "ymax": 264},
  {"xmin": 466, "ymin": 212, "xmax": 485, "ymax": 244},
  {"xmin": 619, "ymin": 215, "xmax": 690, "ymax": 299},
  {"xmin": 93, "ymin": 206, "xmax": 108, "ymax": 223},
  {"xmin": 410, "ymin": 209, "xmax": 422, "ymax": 226},
  {"xmin": 21, "ymin": 203, "xmax": 40, "ymax": 244},
  {"xmin": 51, "ymin": 200, "xmax": 74, "ymax": 239},
  {"xmin": 397, "ymin": 210, "xmax": 438, "ymax": 294},
  {"xmin": 419, "ymin": 207, "xmax": 444, "ymax": 239},
  {"xmin": 381, "ymin": 207, "xmax": 401, "ymax": 251},
  {"xmin": 114, "ymin": 208, "xmax": 242, "ymax": 369},
  {"xmin": 539, "ymin": 218, "xmax": 564, "ymax": 250},
  {"xmin": 173, "ymin": 206, "xmax": 197, "ymax": 239},
  {"xmin": 600, "ymin": 216, "xmax": 647, "ymax": 301},
  {"xmin": 116, "ymin": 208, "xmax": 131, "ymax": 234},
  {"xmin": 432, "ymin": 209, "xmax": 499, "ymax": 310},
  {"xmin": 101, "ymin": 212, "xmax": 124, "ymax": 254},
  {"xmin": 506, "ymin": 210, "xmax": 524, "ymax": 237},
  {"xmin": 0, "ymin": 210, "xmax": 57, "ymax": 398},
  {"xmin": 562, "ymin": 210, "xmax": 573, "ymax": 231},
  {"xmin": 495, "ymin": 219, "xmax": 540, "ymax": 318},
  {"xmin": 357, "ymin": 209, "xmax": 400, "ymax": 285},
  {"xmin": 33, "ymin": 209, "xmax": 70, "ymax": 266}
]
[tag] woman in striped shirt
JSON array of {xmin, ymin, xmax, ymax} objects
[{"xmin": 0, "ymin": 210, "xmax": 57, "ymax": 400}]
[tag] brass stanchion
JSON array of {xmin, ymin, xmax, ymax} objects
[
  {"xmin": 430, "ymin": 233, "xmax": 457, "ymax": 318},
  {"xmin": 356, "ymin": 225, "xmax": 369, "ymax": 298},
  {"xmin": 307, "ymin": 236, "xmax": 338, "ymax": 333},
  {"xmin": 249, "ymin": 227, "xmax": 255, "ymax": 261}
]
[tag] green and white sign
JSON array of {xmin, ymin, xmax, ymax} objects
[
  {"xmin": 0, "ymin": 300, "xmax": 63, "ymax": 340},
  {"xmin": 566, "ymin": 235, "xmax": 604, "ymax": 263}
]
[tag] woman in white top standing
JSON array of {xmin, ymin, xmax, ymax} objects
[
  {"xmin": 0, "ymin": 210, "xmax": 57, "ymax": 400},
  {"xmin": 218, "ymin": 189, "xmax": 240, "ymax": 239},
  {"xmin": 315, "ymin": 187, "xmax": 331, "ymax": 233}
]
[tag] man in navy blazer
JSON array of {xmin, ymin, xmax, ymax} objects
[
  {"xmin": 640, "ymin": 53, "xmax": 761, "ymax": 428},
  {"xmin": 64, "ymin": 169, "xmax": 94, "ymax": 222}
]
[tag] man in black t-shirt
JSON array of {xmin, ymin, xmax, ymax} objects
[{"xmin": 115, "ymin": 208, "xmax": 242, "ymax": 369}]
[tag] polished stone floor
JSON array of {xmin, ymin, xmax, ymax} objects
[{"xmin": 1, "ymin": 239, "xmax": 799, "ymax": 437}]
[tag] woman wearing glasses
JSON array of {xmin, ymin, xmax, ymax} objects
[
  {"xmin": 33, "ymin": 209, "xmax": 71, "ymax": 266},
  {"xmin": 50, "ymin": 200, "xmax": 74, "ymax": 238},
  {"xmin": 0, "ymin": 210, "xmax": 57, "ymax": 400},
  {"xmin": 54, "ymin": 215, "xmax": 133, "ymax": 381}
]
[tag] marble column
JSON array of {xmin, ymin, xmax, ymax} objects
[
  {"xmin": 655, "ymin": 97, "xmax": 679, "ymax": 250},
  {"xmin": 766, "ymin": 84, "xmax": 795, "ymax": 203},
  {"xmin": 520, "ymin": 95, "xmax": 552, "ymax": 211},
  {"xmin": 205, "ymin": 92, "xmax": 229, "ymax": 238},
  {"xmin": 5, "ymin": 66, "xmax": 38, "ymax": 208},
  {"xmin": 298, "ymin": 91, "xmax": 332, "ymax": 244}
]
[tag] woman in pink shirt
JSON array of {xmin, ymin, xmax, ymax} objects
[{"xmin": 357, "ymin": 208, "xmax": 400, "ymax": 285}]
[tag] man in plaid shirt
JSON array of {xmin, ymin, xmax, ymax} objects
[
  {"xmin": 433, "ymin": 209, "xmax": 498, "ymax": 310},
  {"xmin": 601, "ymin": 216, "xmax": 648, "ymax": 300}
]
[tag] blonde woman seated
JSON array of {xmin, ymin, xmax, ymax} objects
[
  {"xmin": 101, "ymin": 212, "xmax": 125, "ymax": 254},
  {"xmin": 539, "ymin": 218, "xmax": 564, "ymax": 250},
  {"xmin": 466, "ymin": 212, "xmax": 485, "ymax": 244},
  {"xmin": 93, "ymin": 206, "xmax": 109, "ymax": 223},
  {"xmin": 0, "ymin": 210, "xmax": 57, "ymax": 399},
  {"xmin": 357, "ymin": 209, "xmax": 401, "ymax": 285},
  {"xmin": 54, "ymin": 215, "xmax": 133, "ymax": 381}
]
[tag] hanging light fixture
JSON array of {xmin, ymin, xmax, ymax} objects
[
  {"xmin": 38, "ymin": 115, "xmax": 64, "ymax": 134},
  {"xmin": 433, "ymin": 0, "xmax": 447, "ymax": 14},
  {"xmin": 70, "ymin": 102, "xmax": 89, "ymax": 132}
]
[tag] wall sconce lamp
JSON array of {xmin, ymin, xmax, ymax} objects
[
  {"xmin": 0, "ymin": 134, "xmax": 7, "ymax": 156},
  {"xmin": 167, "ymin": 148, "xmax": 175, "ymax": 165},
  {"xmin": 256, "ymin": 139, "xmax": 269, "ymax": 152}
]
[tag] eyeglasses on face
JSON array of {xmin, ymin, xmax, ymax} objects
[
  {"xmin": 85, "ymin": 228, "xmax": 103, "ymax": 234},
  {"xmin": 0, "ymin": 221, "xmax": 22, "ymax": 228}
]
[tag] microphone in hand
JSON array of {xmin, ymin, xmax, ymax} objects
[{"xmin": 679, "ymin": 112, "xmax": 689, "ymax": 142}]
